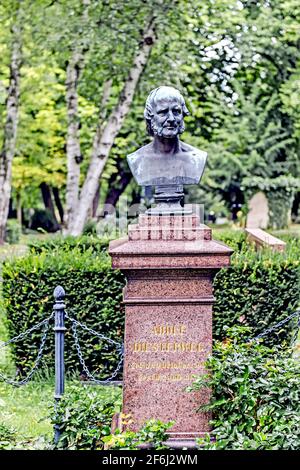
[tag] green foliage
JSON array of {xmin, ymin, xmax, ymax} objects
[
  {"xmin": 50, "ymin": 385, "xmax": 122, "ymax": 450},
  {"xmin": 268, "ymin": 191, "xmax": 294, "ymax": 230},
  {"xmin": 132, "ymin": 419, "xmax": 173, "ymax": 450},
  {"xmin": 50, "ymin": 384, "xmax": 172, "ymax": 450},
  {"xmin": 205, "ymin": 86, "xmax": 293, "ymax": 190},
  {"xmin": 189, "ymin": 326, "xmax": 300, "ymax": 450},
  {"xmin": 0, "ymin": 423, "xmax": 16, "ymax": 450},
  {"xmin": 82, "ymin": 219, "xmax": 98, "ymax": 236},
  {"xmin": 27, "ymin": 234, "xmax": 110, "ymax": 254},
  {"xmin": 213, "ymin": 234, "xmax": 300, "ymax": 344},
  {"xmin": 5, "ymin": 219, "xmax": 21, "ymax": 245},
  {"xmin": 1, "ymin": 0, "xmax": 299, "ymax": 218},
  {"xmin": 182, "ymin": 0, "xmax": 300, "ymax": 213},
  {"xmin": 212, "ymin": 229, "xmax": 247, "ymax": 251},
  {"xmin": 2, "ymin": 242, "xmax": 125, "ymax": 377},
  {"xmin": 103, "ymin": 419, "xmax": 173, "ymax": 450}
]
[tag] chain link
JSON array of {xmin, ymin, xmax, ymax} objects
[
  {"xmin": 251, "ymin": 309, "xmax": 300, "ymax": 342},
  {"xmin": 0, "ymin": 315, "xmax": 52, "ymax": 386},
  {"xmin": 0, "ymin": 313, "xmax": 54, "ymax": 350},
  {"xmin": 65, "ymin": 311, "xmax": 121, "ymax": 347},
  {"xmin": 70, "ymin": 320, "xmax": 123, "ymax": 385}
]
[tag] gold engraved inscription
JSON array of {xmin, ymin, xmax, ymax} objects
[
  {"xmin": 152, "ymin": 324, "xmax": 186, "ymax": 336},
  {"xmin": 129, "ymin": 323, "xmax": 206, "ymax": 383},
  {"xmin": 129, "ymin": 361, "xmax": 203, "ymax": 370},
  {"xmin": 132, "ymin": 342, "xmax": 203, "ymax": 353},
  {"xmin": 137, "ymin": 373, "xmax": 196, "ymax": 382}
]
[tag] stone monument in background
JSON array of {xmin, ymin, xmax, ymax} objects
[
  {"xmin": 246, "ymin": 191, "xmax": 269, "ymax": 229},
  {"xmin": 109, "ymin": 86, "xmax": 233, "ymax": 447}
]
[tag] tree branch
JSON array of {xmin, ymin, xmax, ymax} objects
[
  {"xmin": 69, "ymin": 15, "xmax": 157, "ymax": 235},
  {"xmin": 65, "ymin": 0, "xmax": 90, "ymax": 230}
]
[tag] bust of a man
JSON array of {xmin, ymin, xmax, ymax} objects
[{"xmin": 127, "ymin": 86, "xmax": 207, "ymax": 186}]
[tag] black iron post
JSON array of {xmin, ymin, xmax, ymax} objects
[{"xmin": 53, "ymin": 285, "xmax": 66, "ymax": 445}]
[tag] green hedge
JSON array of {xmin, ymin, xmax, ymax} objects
[
  {"xmin": 27, "ymin": 235, "xmax": 111, "ymax": 254},
  {"xmin": 2, "ymin": 232, "xmax": 300, "ymax": 377},
  {"xmin": 2, "ymin": 247, "xmax": 125, "ymax": 378},
  {"xmin": 213, "ymin": 230, "xmax": 300, "ymax": 344}
]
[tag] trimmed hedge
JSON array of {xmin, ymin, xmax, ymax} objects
[
  {"xmin": 2, "ymin": 232, "xmax": 300, "ymax": 376},
  {"xmin": 213, "ymin": 230, "xmax": 300, "ymax": 344},
  {"xmin": 2, "ymin": 247, "xmax": 125, "ymax": 377},
  {"xmin": 27, "ymin": 235, "xmax": 111, "ymax": 254}
]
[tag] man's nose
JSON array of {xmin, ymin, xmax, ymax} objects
[{"xmin": 166, "ymin": 111, "xmax": 175, "ymax": 122}]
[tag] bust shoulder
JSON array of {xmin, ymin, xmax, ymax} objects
[
  {"xmin": 127, "ymin": 143, "xmax": 152, "ymax": 175},
  {"xmin": 179, "ymin": 141, "xmax": 207, "ymax": 160},
  {"xmin": 127, "ymin": 143, "xmax": 154, "ymax": 183},
  {"xmin": 128, "ymin": 143, "xmax": 152, "ymax": 161}
]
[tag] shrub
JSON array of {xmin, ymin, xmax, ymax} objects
[
  {"xmin": 0, "ymin": 423, "xmax": 16, "ymax": 450},
  {"xmin": 50, "ymin": 385, "xmax": 172, "ymax": 450},
  {"xmin": 2, "ymin": 246, "xmax": 125, "ymax": 377},
  {"xmin": 213, "ymin": 231, "xmax": 300, "ymax": 344},
  {"xmin": 82, "ymin": 219, "xmax": 98, "ymax": 236},
  {"xmin": 212, "ymin": 228, "xmax": 247, "ymax": 252},
  {"xmin": 189, "ymin": 326, "xmax": 300, "ymax": 450},
  {"xmin": 102, "ymin": 419, "xmax": 173, "ymax": 450},
  {"xmin": 27, "ymin": 234, "xmax": 111, "ymax": 254},
  {"xmin": 242, "ymin": 175, "xmax": 300, "ymax": 229},
  {"xmin": 50, "ymin": 385, "xmax": 122, "ymax": 449},
  {"xmin": 5, "ymin": 219, "xmax": 22, "ymax": 245}
]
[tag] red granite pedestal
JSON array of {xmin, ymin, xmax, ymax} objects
[{"xmin": 109, "ymin": 213, "xmax": 233, "ymax": 448}]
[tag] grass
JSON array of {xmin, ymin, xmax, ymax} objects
[
  {"xmin": 0, "ymin": 372, "xmax": 122, "ymax": 448},
  {"xmin": 0, "ymin": 243, "xmax": 28, "ymax": 263},
  {"xmin": 0, "ymin": 377, "xmax": 53, "ymax": 442},
  {"xmin": 271, "ymin": 223, "xmax": 300, "ymax": 238}
]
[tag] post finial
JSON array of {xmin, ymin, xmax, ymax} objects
[{"xmin": 54, "ymin": 286, "xmax": 65, "ymax": 301}]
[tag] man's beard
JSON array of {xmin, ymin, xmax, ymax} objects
[{"xmin": 151, "ymin": 119, "xmax": 185, "ymax": 137}]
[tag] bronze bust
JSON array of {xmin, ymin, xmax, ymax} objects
[{"xmin": 127, "ymin": 86, "xmax": 207, "ymax": 214}]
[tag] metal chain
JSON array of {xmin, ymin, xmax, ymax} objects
[
  {"xmin": 70, "ymin": 320, "xmax": 123, "ymax": 384},
  {"xmin": 65, "ymin": 310, "xmax": 121, "ymax": 347},
  {"xmin": 0, "ymin": 316, "xmax": 52, "ymax": 386},
  {"xmin": 0, "ymin": 313, "xmax": 54, "ymax": 350},
  {"xmin": 251, "ymin": 309, "xmax": 300, "ymax": 342}
]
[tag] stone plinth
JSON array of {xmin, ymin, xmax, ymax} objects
[
  {"xmin": 245, "ymin": 228, "xmax": 286, "ymax": 252},
  {"xmin": 109, "ymin": 214, "xmax": 233, "ymax": 446}
]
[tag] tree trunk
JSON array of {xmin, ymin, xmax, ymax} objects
[
  {"xmin": 90, "ymin": 79, "xmax": 112, "ymax": 218},
  {"xmin": 16, "ymin": 192, "xmax": 22, "ymax": 226},
  {"xmin": 65, "ymin": 0, "xmax": 90, "ymax": 230},
  {"xmin": 69, "ymin": 18, "xmax": 156, "ymax": 236},
  {"xmin": 0, "ymin": 19, "xmax": 22, "ymax": 243},
  {"xmin": 92, "ymin": 184, "xmax": 100, "ymax": 217},
  {"xmin": 65, "ymin": 50, "xmax": 83, "ymax": 230},
  {"xmin": 103, "ymin": 162, "xmax": 132, "ymax": 210},
  {"xmin": 40, "ymin": 182, "xmax": 60, "ymax": 230},
  {"xmin": 53, "ymin": 187, "xmax": 64, "ymax": 224}
]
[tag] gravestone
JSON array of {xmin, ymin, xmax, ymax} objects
[
  {"xmin": 109, "ymin": 87, "xmax": 233, "ymax": 447},
  {"xmin": 246, "ymin": 191, "xmax": 269, "ymax": 229}
]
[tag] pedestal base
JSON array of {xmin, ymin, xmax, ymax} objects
[{"xmin": 109, "ymin": 214, "xmax": 232, "ymax": 438}]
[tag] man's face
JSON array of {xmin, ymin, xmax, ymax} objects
[{"xmin": 151, "ymin": 96, "xmax": 184, "ymax": 139}]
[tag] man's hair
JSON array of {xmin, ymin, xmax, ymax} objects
[{"xmin": 144, "ymin": 86, "xmax": 189, "ymax": 136}]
